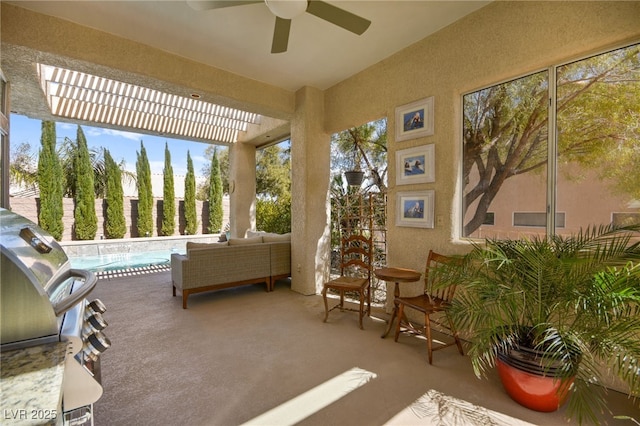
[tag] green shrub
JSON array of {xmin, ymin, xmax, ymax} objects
[
  {"xmin": 184, "ymin": 151, "xmax": 198, "ymax": 235},
  {"xmin": 161, "ymin": 142, "xmax": 175, "ymax": 236},
  {"xmin": 135, "ymin": 141, "xmax": 153, "ymax": 237},
  {"xmin": 73, "ymin": 126, "xmax": 97, "ymax": 240},
  {"xmin": 104, "ymin": 149, "xmax": 126, "ymax": 238},
  {"xmin": 256, "ymin": 195, "xmax": 291, "ymax": 234},
  {"xmin": 208, "ymin": 148, "xmax": 223, "ymax": 233},
  {"xmin": 37, "ymin": 121, "xmax": 64, "ymax": 240}
]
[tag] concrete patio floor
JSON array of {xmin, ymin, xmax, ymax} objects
[{"xmin": 90, "ymin": 271, "xmax": 639, "ymax": 425}]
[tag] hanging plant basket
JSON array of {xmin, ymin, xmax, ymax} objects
[{"xmin": 344, "ymin": 170, "xmax": 364, "ymax": 186}]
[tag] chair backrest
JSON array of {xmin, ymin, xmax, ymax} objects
[
  {"xmin": 424, "ymin": 250, "xmax": 461, "ymax": 302},
  {"xmin": 339, "ymin": 234, "xmax": 374, "ymax": 280}
]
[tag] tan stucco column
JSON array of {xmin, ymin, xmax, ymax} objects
[
  {"xmin": 290, "ymin": 86, "xmax": 330, "ymax": 295},
  {"xmin": 229, "ymin": 141, "xmax": 256, "ymax": 238}
]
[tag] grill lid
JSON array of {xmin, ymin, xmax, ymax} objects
[{"xmin": 0, "ymin": 209, "xmax": 97, "ymax": 348}]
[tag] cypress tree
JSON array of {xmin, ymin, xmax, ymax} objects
[
  {"xmin": 104, "ymin": 149, "xmax": 126, "ymax": 238},
  {"xmin": 208, "ymin": 147, "xmax": 223, "ymax": 233},
  {"xmin": 73, "ymin": 125, "xmax": 97, "ymax": 240},
  {"xmin": 37, "ymin": 121, "xmax": 64, "ymax": 240},
  {"xmin": 161, "ymin": 142, "xmax": 175, "ymax": 236},
  {"xmin": 135, "ymin": 141, "xmax": 153, "ymax": 237},
  {"xmin": 184, "ymin": 151, "xmax": 198, "ymax": 235}
]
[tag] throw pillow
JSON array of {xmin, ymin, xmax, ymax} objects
[
  {"xmin": 186, "ymin": 242, "xmax": 228, "ymax": 251},
  {"xmin": 228, "ymin": 236, "xmax": 263, "ymax": 245},
  {"xmin": 245, "ymin": 230, "xmax": 266, "ymax": 238},
  {"xmin": 263, "ymin": 233, "xmax": 291, "ymax": 242}
]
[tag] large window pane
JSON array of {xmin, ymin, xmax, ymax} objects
[
  {"xmin": 462, "ymin": 43, "xmax": 640, "ymax": 240},
  {"xmin": 555, "ymin": 44, "xmax": 640, "ymax": 235},
  {"xmin": 462, "ymin": 71, "xmax": 549, "ymax": 239}
]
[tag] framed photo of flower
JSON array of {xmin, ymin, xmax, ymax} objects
[
  {"xmin": 396, "ymin": 144, "xmax": 435, "ymax": 185},
  {"xmin": 396, "ymin": 190, "xmax": 435, "ymax": 228},
  {"xmin": 395, "ymin": 96, "xmax": 434, "ymax": 142}
]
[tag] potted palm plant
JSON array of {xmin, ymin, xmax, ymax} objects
[{"xmin": 440, "ymin": 224, "xmax": 640, "ymax": 424}]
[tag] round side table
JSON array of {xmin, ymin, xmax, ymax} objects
[{"xmin": 374, "ymin": 267, "xmax": 421, "ymax": 338}]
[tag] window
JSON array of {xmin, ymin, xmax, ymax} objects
[
  {"xmin": 513, "ymin": 212, "xmax": 565, "ymax": 228},
  {"xmin": 463, "ymin": 43, "xmax": 640, "ymax": 239},
  {"xmin": 482, "ymin": 212, "xmax": 495, "ymax": 226}
]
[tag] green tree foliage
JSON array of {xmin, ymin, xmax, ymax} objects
[
  {"xmin": 104, "ymin": 149, "xmax": 126, "ymax": 239},
  {"xmin": 197, "ymin": 143, "xmax": 293, "ymax": 233},
  {"xmin": 463, "ymin": 43, "xmax": 640, "ymax": 236},
  {"xmin": 73, "ymin": 126, "xmax": 97, "ymax": 240},
  {"xmin": 255, "ymin": 144, "xmax": 292, "ymax": 233},
  {"xmin": 331, "ymin": 119, "xmax": 387, "ymax": 192},
  {"xmin": 256, "ymin": 144, "xmax": 291, "ymax": 198},
  {"xmin": 37, "ymin": 121, "xmax": 64, "ymax": 240},
  {"xmin": 198, "ymin": 146, "xmax": 228, "ymax": 198},
  {"xmin": 556, "ymin": 45, "xmax": 640, "ymax": 198},
  {"xmin": 10, "ymin": 142, "xmax": 38, "ymax": 190},
  {"xmin": 161, "ymin": 142, "xmax": 175, "ymax": 236},
  {"xmin": 135, "ymin": 141, "xmax": 153, "ymax": 237},
  {"xmin": 208, "ymin": 147, "xmax": 223, "ymax": 233},
  {"xmin": 256, "ymin": 194, "xmax": 291, "ymax": 234},
  {"xmin": 58, "ymin": 136, "xmax": 134, "ymax": 198},
  {"xmin": 184, "ymin": 151, "xmax": 198, "ymax": 235}
]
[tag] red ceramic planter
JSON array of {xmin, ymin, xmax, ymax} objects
[{"xmin": 497, "ymin": 358, "xmax": 574, "ymax": 412}]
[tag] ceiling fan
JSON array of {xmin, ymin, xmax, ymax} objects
[{"xmin": 188, "ymin": 0, "xmax": 371, "ymax": 54}]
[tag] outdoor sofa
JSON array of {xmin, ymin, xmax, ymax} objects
[{"xmin": 171, "ymin": 233, "xmax": 291, "ymax": 308}]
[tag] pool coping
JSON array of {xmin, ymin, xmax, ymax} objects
[{"xmin": 59, "ymin": 234, "xmax": 222, "ymax": 257}]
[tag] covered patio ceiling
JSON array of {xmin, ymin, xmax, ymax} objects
[{"xmin": 1, "ymin": 1, "xmax": 490, "ymax": 147}]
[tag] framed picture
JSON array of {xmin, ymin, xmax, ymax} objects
[
  {"xmin": 396, "ymin": 144, "xmax": 435, "ymax": 185},
  {"xmin": 395, "ymin": 96, "xmax": 434, "ymax": 142},
  {"xmin": 396, "ymin": 190, "xmax": 435, "ymax": 228}
]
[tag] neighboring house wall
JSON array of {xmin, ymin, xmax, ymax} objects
[{"xmin": 9, "ymin": 195, "xmax": 230, "ymax": 241}]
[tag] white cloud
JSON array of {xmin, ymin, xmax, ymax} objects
[
  {"xmin": 59, "ymin": 123, "xmax": 75, "ymax": 130},
  {"xmin": 148, "ymin": 160, "xmax": 165, "ymax": 174},
  {"xmin": 86, "ymin": 127, "xmax": 142, "ymax": 142}
]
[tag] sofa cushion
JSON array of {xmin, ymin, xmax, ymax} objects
[
  {"xmin": 186, "ymin": 241, "xmax": 228, "ymax": 250},
  {"xmin": 263, "ymin": 233, "xmax": 291, "ymax": 242},
  {"xmin": 245, "ymin": 230, "xmax": 266, "ymax": 238},
  {"xmin": 228, "ymin": 236, "xmax": 263, "ymax": 245}
]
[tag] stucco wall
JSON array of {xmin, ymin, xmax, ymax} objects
[{"xmin": 324, "ymin": 1, "xmax": 640, "ymax": 287}]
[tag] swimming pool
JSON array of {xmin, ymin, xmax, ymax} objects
[{"xmin": 68, "ymin": 250, "xmax": 184, "ymax": 272}]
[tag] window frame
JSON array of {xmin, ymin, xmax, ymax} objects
[{"xmin": 460, "ymin": 41, "xmax": 639, "ymax": 240}]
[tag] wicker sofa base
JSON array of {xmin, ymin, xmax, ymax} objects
[
  {"xmin": 172, "ymin": 277, "xmax": 269, "ymax": 309},
  {"xmin": 171, "ymin": 238, "xmax": 291, "ymax": 309}
]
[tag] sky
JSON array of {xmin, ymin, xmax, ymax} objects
[{"xmin": 10, "ymin": 114, "xmax": 213, "ymax": 178}]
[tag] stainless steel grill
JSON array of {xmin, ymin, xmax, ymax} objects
[{"xmin": 0, "ymin": 208, "xmax": 111, "ymax": 425}]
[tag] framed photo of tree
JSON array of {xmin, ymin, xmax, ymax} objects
[
  {"xmin": 395, "ymin": 96, "xmax": 434, "ymax": 142},
  {"xmin": 396, "ymin": 190, "xmax": 435, "ymax": 228},
  {"xmin": 396, "ymin": 144, "xmax": 435, "ymax": 185}
]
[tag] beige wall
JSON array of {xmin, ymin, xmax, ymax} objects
[
  {"xmin": 324, "ymin": 2, "xmax": 640, "ymax": 303},
  {"xmin": 2, "ymin": 2, "xmax": 640, "ymax": 298}
]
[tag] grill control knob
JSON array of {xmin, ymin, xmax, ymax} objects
[
  {"xmin": 82, "ymin": 312, "xmax": 108, "ymax": 337},
  {"xmin": 87, "ymin": 299, "xmax": 106, "ymax": 315},
  {"xmin": 82, "ymin": 331, "xmax": 111, "ymax": 360},
  {"xmin": 87, "ymin": 312, "xmax": 108, "ymax": 330}
]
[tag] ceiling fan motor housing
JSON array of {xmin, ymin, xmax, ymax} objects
[{"xmin": 264, "ymin": 0, "xmax": 308, "ymax": 19}]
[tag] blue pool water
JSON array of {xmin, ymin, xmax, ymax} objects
[{"xmin": 69, "ymin": 250, "xmax": 184, "ymax": 272}]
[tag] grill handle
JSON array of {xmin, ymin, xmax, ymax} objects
[{"xmin": 52, "ymin": 269, "xmax": 98, "ymax": 316}]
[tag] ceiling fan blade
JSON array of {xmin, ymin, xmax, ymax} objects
[
  {"xmin": 186, "ymin": 0, "xmax": 261, "ymax": 12},
  {"xmin": 271, "ymin": 17, "xmax": 291, "ymax": 54},
  {"xmin": 306, "ymin": 0, "xmax": 371, "ymax": 35}
]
